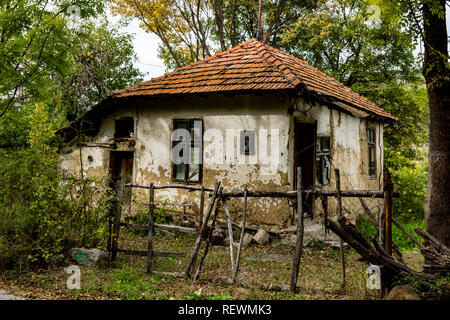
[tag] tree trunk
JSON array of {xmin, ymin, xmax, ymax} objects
[{"xmin": 422, "ymin": 0, "xmax": 450, "ymax": 247}]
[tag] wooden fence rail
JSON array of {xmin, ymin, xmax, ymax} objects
[{"xmin": 107, "ymin": 168, "xmax": 427, "ymax": 297}]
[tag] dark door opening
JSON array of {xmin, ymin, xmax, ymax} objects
[
  {"xmin": 294, "ymin": 122, "xmax": 316, "ymax": 216},
  {"xmin": 110, "ymin": 151, "xmax": 134, "ymax": 215}
]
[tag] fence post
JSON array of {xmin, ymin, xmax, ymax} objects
[
  {"xmin": 199, "ymin": 186, "xmax": 205, "ymax": 226},
  {"xmin": 147, "ymin": 183, "xmax": 155, "ymax": 273},
  {"xmin": 111, "ymin": 183, "xmax": 124, "ymax": 262},
  {"xmin": 384, "ymin": 171, "xmax": 393, "ymax": 256},
  {"xmin": 335, "ymin": 168, "xmax": 346, "ymax": 289},
  {"xmin": 233, "ymin": 188, "xmax": 248, "ymax": 282},
  {"xmin": 290, "ymin": 167, "xmax": 304, "ymax": 292}
]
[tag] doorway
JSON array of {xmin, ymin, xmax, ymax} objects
[
  {"xmin": 293, "ymin": 121, "xmax": 316, "ymax": 216},
  {"xmin": 110, "ymin": 151, "xmax": 134, "ymax": 216}
]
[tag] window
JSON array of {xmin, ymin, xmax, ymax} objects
[
  {"xmin": 315, "ymin": 136, "xmax": 330, "ymax": 186},
  {"xmin": 240, "ymin": 130, "xmax": 256, "ymax": 155},
  {"xmin": 171, "ymin": 119, "xmax": 203, "ymax": 183},
  {"xmin": 368, "ymin": 127, "xmax": 376, "ymax": 178},
  {"xmin": 114, "ymin": 117, "xmax": 134, "ymax": 139}
]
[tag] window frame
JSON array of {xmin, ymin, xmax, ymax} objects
[
  {"xmin": 114, "ymin": 117, "xmax": 135, "ymax": 139},
  {"xmin": 315, "ymin": 136, "xmax": 331, "ymax": 187},
  {"xmin": 171, "ymin": 119, "xmax": 203, "ymax": 184},
  {"xmin": 240, "ymin": 129, "xmax": 256, "ymax": 156},
  {"xmin": 367, "ymin": 127, "xmax": 376, "ymax": 179}
]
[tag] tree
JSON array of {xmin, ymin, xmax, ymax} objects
[
  {"xmin": 0, "ymin": 1, "xmax": 143, "ymax": 147},
  {"xmin": 419, "ymin": 0, "xmax": 449, "ymax": 246},
  {"xmin": 280, "ymin": 0, "xmax": 429, "ymax": 171},
  {"xmin": 111, "ymin": 0, "xmax": 317, "ymax": 69}
]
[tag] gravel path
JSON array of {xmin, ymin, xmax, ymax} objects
[{"xmin": 0, "ymin": 290, "xmax": 26, "ymax": 300}]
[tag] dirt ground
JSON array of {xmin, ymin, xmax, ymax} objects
[{"xmin": 0, "ymin": 231, "xmax": 424, "ymax": 300}]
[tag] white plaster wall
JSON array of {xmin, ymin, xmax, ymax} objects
[{"xmin": 60, "ymin": 92, "xmax": 385, "ymax": 226}]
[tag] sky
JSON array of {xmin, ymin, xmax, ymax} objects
[
  {"xmin": 107, "ymin": 11, "xmax": 166, "ymax": 79},
  {"xmin": 107, "ymin": 7, "xmax": 450, "ymax": 81}
]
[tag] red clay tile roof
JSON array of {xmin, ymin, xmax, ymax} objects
[{"xmin": 113, "ymin": 39, "xmax": 396, "ymax": 120}]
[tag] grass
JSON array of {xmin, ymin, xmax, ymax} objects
[{"xmin": 0, "ymin": 231, "xmax": 425, "ymax": 300}]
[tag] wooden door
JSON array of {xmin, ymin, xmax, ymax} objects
[
  {"xmin": 110, "ymin": 151, "xmax": 134, "ymax": 215},
  {"xmin": 294, "ymin": 122, "xmax": 316, "ymax": 215}
]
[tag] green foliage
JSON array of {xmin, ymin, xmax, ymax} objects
[
  {"xmin": 126, "ymin": 200, "xmax": 171, "ymax": 236},
  {"xmin": 0, "ymin": 1, "xmax": 143, "ymax": 147},
  {"xmin": 393, "ymin": 273, "xmax": 450, "ymax": 299},
  {"xmin": 280, "ymin": 0, "xmax": 428, "ymax": 170},
  {"xmin": 0, "ymin": 147, "xmax": 114, "ymax": 270},
  {"xmin": 112, "ymin": 0, "xmax": 317, "ymax": 69},
  {"xmin": 391, "ymin": 152, "xmax": 428, "ymax": 222},
  {"xmin": 104, "ymin": 265, "xmax": 163, "ymax": 299},
  {"xmin": 0, "ymin": 100, "xmax": 113, "ymax": 270},
  {"xmin": 357, "ymin": 216, "xmax": 426, "ymax": 251}
]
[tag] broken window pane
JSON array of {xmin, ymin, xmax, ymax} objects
[
  {"xmin": 315, "ymin": 136, "xmax": 331, "ymax": 186},
  {"xmin": 172, "ymin": 119, "xmax": 203, "ymax": 183},
  {"xmin": 367, "ymin": 127, "xmax": 376, "ymax": 178},
  {"xmin": 240, "ymin": 130, "xmax": 256, "ymax": 155},
  {"xmin": 175, "ymin": 163, "xmax": 186, "ymax": 180},
  {"xmin": 114, "ymin": 117, "xmax": 134, "ymax": 139}
]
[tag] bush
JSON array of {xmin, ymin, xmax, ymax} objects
[
  {"xmin": 0, "ymin": 148, "xmax": 113, "ymax": 270},
  {"xmin": 127, "ymin": 201, "xmax": 171, "ymax": 237},
  {"xmin": 357, "ymin": 216, "xmax": 425, "ymax": 251},
  {"xmin": 391, "ymin": 154, "xmax": 428, "ymax": 223}
]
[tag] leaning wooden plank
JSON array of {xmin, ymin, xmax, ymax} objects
[
  {"xmin": 393, "ymin": 219, "xmax": 424, "ymax": 250},
  {"xmin": 147, "ymin": 183, "xmax": 155, "ymax": 273},
  {"xmin": 335, "ymin": 168, "xmax": 346, "ymax": 289},
  {"xmin": 154, "ymin": 223, "xmax": 196, "ymax": 234},
  {"xmin": 222, "ymin": 198, "xmax": 235, "ymax": 274},
  {"xmin": 111, "ymin": 183, "xmax": 124, "ymax": 262},
  {"xmin": 358, "ymin": 197, "xmax": 379, "ymax": 227},
  {"xmin": 414, "ymin": 228, "xmax": 450, "ymax": 256},
  {"xmin": 358, "ymin": 198, "xmax": 405, "ymax": 262},
  {"xmin": 199, "ymin": 186, "xmax": 205, "ymax": 226},
  {"xmin": 120, "ymin": 222, "xmax": 187, "ymax": 237},
  {"xmin": 233, "ymin": 188, "xmax": 248, "ymax": 282},
  {"xmin": 290, "ymin": 167, "xmax": 304, "ymax": 292},
  {"xmin": 184, "ymin": 182, "xmax": 221, "ymax": 278},
  {"xmin": 194, "ymin": 203, "xmax": 221, "ymax": 281}
]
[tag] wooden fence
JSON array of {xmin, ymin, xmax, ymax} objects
[{"xmin": 107, "ymin": 167, "xmax": 417, "ymax": 294}]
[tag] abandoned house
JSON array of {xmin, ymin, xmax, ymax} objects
[{"xmin": 59, "ymin": 39, "xmax": 396, "ymax": 228}]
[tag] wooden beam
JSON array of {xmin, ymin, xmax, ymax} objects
[
  {"xmin": 147, "ymin": 183, "xmax": 155, "ymax": 273},
  {"xmin": 233, "ymin": 188, "xmax": 248, "ymax": 282},
  {"xmin": 335, "ymin": 168, "xmax": 346, "ymax": 289},
  {"xmin": 117, "ymin": 249, "xmax": 185, "ymax": 258},
  {"xmin": 222, "ymin": 198, "xmax": 235, "ymax": 274},
  {"xmin": 185, "ymin": 182, "xmax": 221, "ymax": 278},
  {"xmin": 194, "ymin": 199, "xmax": 221, "ymax": 281},
  {"xmin": 384, "ymin": 171, "xmax": 393, "ymax": 256},
  {"xmin": 111, "ymin": 183, "xmax": 124, "ymax": 262},
  {"xmin": 290, "ymin": 167, "xmax": 304, "ymax": 292},
  {"xmin": 216, "ymin": 189, "xmax": 395, "ymax": 199},
  {"xmin": 125, "ymin": 183, "xmax": 213, "ymax": 192}
]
